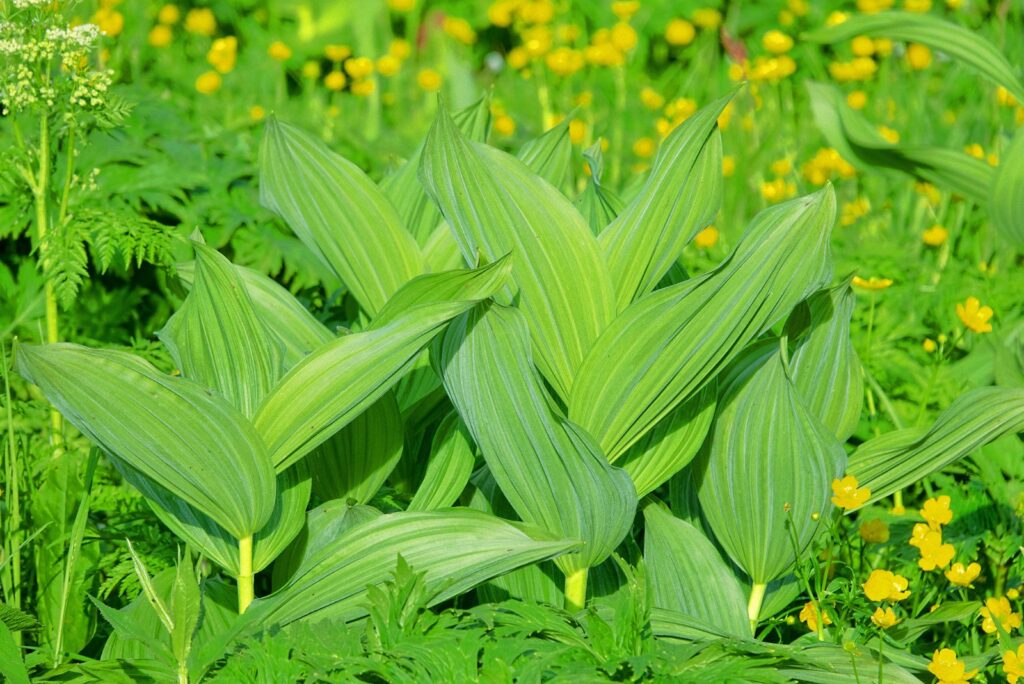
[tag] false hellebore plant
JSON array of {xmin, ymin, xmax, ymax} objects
[{"xmin": 16, "ymin": 92, "xmax": 1024, "ymax": 680}]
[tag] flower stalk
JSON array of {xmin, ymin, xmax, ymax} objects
[{"xmin": 237, "ymin": 535, "xmax": 254, "ymax": 614}]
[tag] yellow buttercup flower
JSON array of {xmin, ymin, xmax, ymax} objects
[
  {"xmin": 980, "ymin": 596, "xmax": 1022, "ymax": 635},
  {"xmin": 344, "ymin": 56, "xmax": 374, "ymax": 79},
  {"xmin": 350, "ymin": 79, "xmax": 375, "ymax": 97},
  {"xmin": 610, "ymin": 22, "xmax": 638, "ymax": 52},
  {"xmin": 859, "ymin": 519, "xmax": 889, "ymax": 543},
  {"xmin": 92, "ymin": 8, "xmax": 124, "ymax": 37},
  {"xmin": 268, "ymin": 41, "xmax": 292, "ymax": 61},
  {"xmin": 921, "ymin": 495, "xmax": 953, "ymax": 528},
  {"xmin": 851, "ymin": 35, "xmax": 874, "ymax": 57},
  {"xmin": 324, "ymin": 70, "xmax": 346, "ymax": 91},
  {"xmin": 871, "ymin": 606, "xmax": 900, "ymax": 628},
  {"xmin": 945, "ymin": 562, "xmax": 981, "ymax": 587},
  {"xmin": 760, "ymin": 177, "xmax": 796, "ymax": 203},
  {"xmin": 798, "ymin": 601, "xmax": 832, "ymax": 632},
  {"xmin": 762, "ymin": 30, "xmax": 793, "ymax": 54},
  {"xmin": 694, "ymin": 226, "xmax": 719, "ymax": 249},
  {"xmin": 417, "ymin": 68, "xmax": 442, "ymax": 92},
  {"xmin": 863, "ymin": 569, "xmax": 911, "ymax": 602},
  {"xmin": 665, "ymin": 18, "xmax": 696, "ymax": 46},
  {"xmin": 905, "ymin": 0, "xmax": 932, "ymax": 10},
  {"xmin": 185, "ymin": 8, "xmax": 216, "ymax": 36},
  {"xmin": 692, "ymin": 7, "xmax": 722, "ymax": 29},
  {"xmin": 249, "ymin": 105, "xmax": 266, "ymax": 122},
  {"xmin": 494, "ymin": 115, "xmax": 515, "ymax": 136},
  {"xmin": 851, "ymin": 275, "xmax": 892, "ymax": 290},
  {"xmin": 443, "ymin": 16, "xmax": 477, "ymax": 45},
  {"xmin": 569, "ymin": 119, "xmax": 586, "ymax": 145},
  {"xmin": 721, "ymin": 156, "xmax": 735, "ymax": 177},
  {"xmin": 632, "ymin": 137, "xmax": 656, "ymax": 158},
  {"xmin": 956, "ymin": 297, "xmax": 993, "ymax": 334},
  {"xmin": 148, "ymin": 24, "xmax": 173, "ymax": 48},
  {"xmin": 158, "ymin": 4, "xmax": 181, "ymax": 25},
  {"xmin": 641, "ymin": 87, "xmax": 665, "ymax": 110},
  {"xmin": 907, "ymin": 43, "xmax": 932, "ymax": 69},
  {"xmin": 922, "ymin": 225, "xmax": 948, "ymax": 246},
  {"xmin": 207, "ymin": 36, "xmax": 238, "ymax": 74},
  {"xmin": 847, "ymin": 90, "xmax": 868, "ymax": 110},
  {"xmin": 831, "ymin": 475, "xmax": 870, "ymax": 509},
  {"xmin": 194, "ymin": 70, "xmax": 222, "ymax": 95},
  {"xmin": 928, "ymin": 649, "xmax": 977, "ymax": 683},
  {"xmin": 387, "ymin": 0, "xmax": 416, "ymax": 12},
  {"xmin": 840, "ymin": 197, "xmax": 870, "ymax": 226},
  {"xmin": 923, "ymin": 338, "xmax": 937, "ymax": 353},
  {"xmin": 325, "ymin": 44, "xmax": 352, "ymax": 62},
  {"xmin": 1005, "ymin": 644, "xmax": 1024, "ymax": 684},
  {"xmin": 376, "ymin": 55, "xmax": 401, "ymax": 77},
  {"xmin": 389, "ymin": 39, "xmax": 411, "ymax": 60},
  {"xmin": 611, "ymin": 1, "xmax": 640, "ymax": 21},
  {"xmin": 546, "ymin": 47, "xmax": 584, "ymax": 77},
  {"xmin": 877, "ymin": 125, "xmax": 900, "ymax": 144},
  {"xmin": 770, "ymin": 158, "xmax": 792, "ymax": 177}
]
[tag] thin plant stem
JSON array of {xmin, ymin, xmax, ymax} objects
[
  {"xmin": 564, "ymin": 567, "xmax": 588, "ymax": 613},
  {"xmin": 237, "ymin": 535, "xmax": 254, "ymax": 614},
  {"xmin": 1, "ymin": 344, "xmax": 23, "ymax": 647}
]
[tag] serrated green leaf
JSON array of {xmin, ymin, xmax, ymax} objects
[
  {"xmin": 260, "ymin": 117, "xmax": 425, "ymax": 316},
  {"xmin": 408, "ymin": 412, "xmax": 476, "ymax": 511},
  {"xmin": 848, "ymin": 387, "xmax": 1024, "ymax": 506},
  {"xmin": 420, "ymin": 105, "xmax": 616, "ymax": 400},
  {"xmin": 16, "ymin": 345, "xmax": 275, "ymax": 540},
  {"xmin": 600, "ymin": 94, "xmax": 729, "ymax": 308},
  {"xmin": 570, "ymin": 186, "xmax": 836, "ymax": 460},
  {"xmin": 436, "ymin": 303, "xmax": 637, "ymax": 574}
]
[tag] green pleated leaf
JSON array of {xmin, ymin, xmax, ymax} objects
[
  {"xmin": 517, "ymin": 117, "xmax": 572, "ymax": 188},
  {"xmin": 695, "ymin": 342, "xmax": 846, "ymax": 585},
  {"xmin": 16, "ymin": 344, "xmax": 275, "ymax": 540},
  {"xmin": 381, "ymin": 97, "xmax": 491, "ymax": 245},
  {"xmin": 436, "ymin": 303, "xmax": 637, "ymax": 574},
  {"xmin": 570, "ymin": 186, "xmax": 836, "ymax": 460},
  {"xmin": 990, "ymin": 128, "xmax": 1024, "ymax": 246},
  {"xmin": 254, "ymin": 257, "xmax": 511, "ymax": 471},
  {"xmin": 848, "ymin": 387, "xmax": 1024, "ymax": 506},
  {"xmin": 272, "ymin": 499, "xmax": 382, "ymax": 589},
  {"xmin": 308, "ymin": 392, "xmax": 403, "ymax": 504},
  {"xmin": 615, "ymin": 384, "xmax": 716, "ymax": 498},
  {"xmin": 643, "ymin": 502, "xmax": 751, "ymax": 638},
  {"xmin": 785, "ymin": 280, "xmax": 863, "ymax": 442},
  {"xmin": 408, "ymin": 412, "xmax": 476, "ymax": 511},
  {"xmin": 778, "ymin": 642, "xmax": 924, "ymax": 684},
  {"xmin": 599, "ymin": 94, "xmax": 729, "ymax": 308},
  {"xmin": 576, "ymin": 142, "xmax": 625, "ymax": 235},
  {"xmin": 420, "ymin": 105, "xmax": 616, "ymax": 400},
  {"xmin": 804, "ymin": 11, "xmax": 1024, "ymax": 104},
  {"xmin": 806, "ymin": 81, "xmax": 994, "ymax": 202},
  {"xmin": 259, "ymin": 117, "xmax": 425, "ymax": 316},
  {"xmin": 247, "ymin": 509, "xmax": 578, "ymax": 626},
  {"xmin": 160, "ymin": 243, "xmax": 281, "ymax": 418}
]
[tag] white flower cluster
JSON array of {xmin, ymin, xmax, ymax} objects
[
  {"xmin": 46, "ymin": 24, "xmax": 101, "ymax": 49},
  {"xmin": 12, "ymin": 0, "xmax": 55, "ymax": 8}
]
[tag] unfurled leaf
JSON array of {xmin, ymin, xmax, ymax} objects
[
  {"xmin": 420, "ymin": 105, "xmax": 616, "ymax": 400},
  {"xmin": 260, "ymin": 117, "xmax": 425, "ymax": 316},
  {"xmin": 436, "ymin": 304, "xmax": 637, "ymax": 574},
  {"xmin": 408, "ymin": 412, "xmax": 476, "ymax": 511},
  {"xmin": 570, "ymin": 186, "xmax": 836, "ymax": 460},
  {"xmin": 576, "ymin": 142, "xmax": 624, "ymax": 234},
  {"xmin": 16, "ymin": 345, "xmax": 275, "ymax": 540},
  {"xmin": 254, "ymin": 257, "xmax": 511, "ymax": 471},
  {"xmin": 600, "ymin": 94, "xmax": 729, "ymax": 308},
  {"xmin": 786, "ymin": 280, "xmax": 863, "ymax": 442},
  {"xmin": 309, "ymin": 392, "xmax": 403, "ymax": 504},
  {"xmin": 643, "ymin": 502, "xmax": 751, "ymax": 638},
  {"xmin": 695, "ymin": 342, "xmax": 845, "ymax": 585},
  {"xmin": 848, "ymin": 387, "xmax": 1024, "ymax": 505},
  {"xmin": 517, "ymin": 117, "xmax": 572, "ymax": 188},
  {"xmin": 160, "ymin": 243, "xmax": 281, "ymax": 418},
  {"xmin": 247, "ymin": 509, "xmax": 577, "ymax": 626}
]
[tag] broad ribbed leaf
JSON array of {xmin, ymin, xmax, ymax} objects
[
  {"xmin": 436, "ymin": 304, "xmax": 637, "ymax": 574},
  {"xmin": 849, "ymin": 387, "xmax": 1024, "ymax": 506},
  {"xmin": 517, "ymin": 117, "xmax": 572, "ymax": 188},
  {"xmin": 785, "ymin": 280, "xmax": 863, "ymax": 442},
  {"xmin": 804, "ymin": 11, "xmax": 1024, "ymax": 103},
  {"xmin": 576, "ymin": 142, "xmax": 624, "ymax": 234},
  {"xmin": 420, "ymin": 106, "xmax": 616, "ymax": 400},
  {"xmin": 272, "ymin": 500, "xmax": 381, "ymax": 589},
  {"xmin": 160, "ymin": 243, "xmax": 281, "ymax": 418},
  {"xmin": 16, "ymin": 345, "xmax": 275, "ymax": 540},
  {"xmin": 991, "ymin": 128, "xmax": 1024, "ymax": 246},
  {"xmin": 615, "ymin": 384, "xmax": 716, "ymax": 497},
  {"xmin": 381, "ymin": 97, "xmax": 491, "ymax": 245},
  {"xmin": 570, "ymin": 186, "xmax": 836, "ymax": 460},
  {"xmin": 254, "ymin": 257, "xmax": 511, "ymax": 471},
  {"xmin": 600, "ymin": 94, "xmax": 729, "ymax": 308},
  {"xmin": 247, "ymin": 509, "xmax": 577, "ymax": 626},
  {"xmin": 695, "ymin": 343, "xmax": 845, "ymax": 585},
  {"xmin": 643, "ymin": 502, "xmax": 751, "ymax": 638},
  {"xmin": 309, "ymin": 392, "xmax": 403, "ymax": 504},
  {"xmin": 260, "ymin": 117, "xmax": 425, "ymax": 316},
  {"xmin": 408, "ymin": 412, "xmax": 476, "ymax": 511},
  {"xmin": 806, "ymin": 81, "xmax": 994, "ymax": 202}
]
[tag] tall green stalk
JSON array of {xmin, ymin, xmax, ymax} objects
[
  {"xmin": 564, "ymin": 568, "xmax": 588, "ymax": 612},
  {"xmin": 238, "ymin": 535, "xmax": 254, "ymax": 614},
  {"xmin": 1, "ymin": 344, "xmax": 23, "ymax": 647}
]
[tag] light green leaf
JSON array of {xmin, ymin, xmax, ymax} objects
[
  {"xmin": 990, "ymin": 127, "xmax": 1024, "ymax": 246},
  {"xmin": 309, "ymin": 392, "xmax": 403, "ymax": 504},
  {"xmin": 420, "ymin": 105, "xmax": 616, "ymax": 400},
  {"xmin": 517, "ymin": 117, "xmax": 572, "ymax": 188},
  {"xmin": 247, "ymin": 509, "xmax": 578, "ymax": 626},
  {"xmin": 600, "ymin": 94, "xmax": 729, "ymax": 308},
  {"xmin": 576, "ymin": 142, "xmax": 624, "ymax": 234},
  {"xmin": 408, "ymin": 412, "xmax": 476, "ymax": 511},
  {"xmin": 643, "ymin": 502, "xmax": 751, "ymax": 638},
  {"xmin": 570, "ymin": 186, "xmax": 836, "ymax": 460},
  {"xmin": 804, "ymin": 11, "xmax": 1024, "ymax": 104},
  {"xmin": 848, "ymin": 387, "xmax": 1024, "ymax": 506},
  {"xmin": 259, "ymin": 117, "xmax": 425, "ymax": 316},
  {"xmin": 16, "ymin": 344, "xmax": 275, "ymax": 540},
  {"xmin": 436, "ymin": 304, "xmax": 637, "ymax": 574},
  {"xmin": 806, "ymin": 81, "xmax": 994, "ymax": 202},
  {"xmin": 160, "ymin": 243, "xmax": 281, "ymax": 418},
  {"xmin": 785, "ymin": 280, "xmax": 863, "ymax": 442},
  {"xmin": 695, "ymin": 342, "xmax": 845, "ymax": 585},
  {"xmin": 254, "ymin": 257, "xmax": 511, "ymax": 471},
  {"xmin": 168, "ymin": 553, "xmax": 200, "ymax": 669}
]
